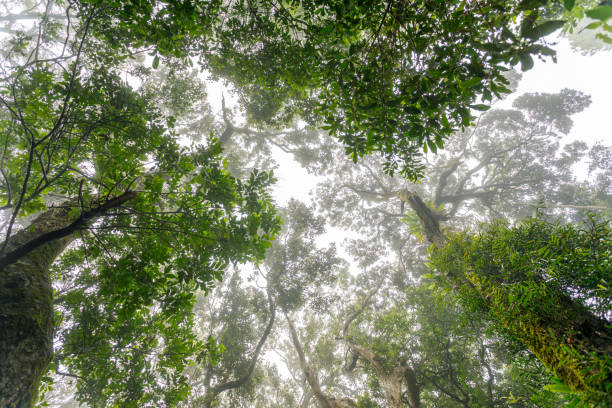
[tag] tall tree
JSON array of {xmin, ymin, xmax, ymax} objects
[
  {"xmin": 414, "ymin": 196, "xmax": 611, "ymax": 405},
  {"xmin": 304, "ymin": 88, "xmax": 604, "ymax": 247},
  {"xmin": 184, "ymin": 200, "xmax": 342, "ymax": 408},
  {"xmin": 280, "ymin": 88, "xmax": 610, "ymax": 406},
  {"xmin": 0, "ymin": 4, "xmax": 279, "ymax": 407}
]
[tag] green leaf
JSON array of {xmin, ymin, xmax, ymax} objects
[
  {"xmin": 595, "ymin": 33, "xmax": 612, "ymax": 44},
  {"xmin": 523, "ymin": 20, "xmax": 566, "ymax": 40},
  {"xmin": 469, "ymin": 104, "xmax": 490, "ymax": 111},
  {"xmin": 427, "ymin": 139, "xmax": 438, "ymax": 153},
  {"xmin": 520, "ymin": 54, "xmax": 534, "ymax": 71},
  {"xmin": 564, "ymin": 0, "xmax": 575, "ymax": 11},
  {"xmin": 152, "ymin": 55, "xmax": 159, "ymax": 69},
  {"xmin": 586, "ymin": 5, "xmax": 612, "ymax": 21},
  {"xmin": 584, "ymin": 21, "xmax": 602, "ymax": 30},
  {"xmin": 544, "ymin": 382, "xmax": 573, "ymax": 393},
  {"xmin": 461, "ymin": 77, "xmax": 482, "ymax": 89},
  {"xmin": 519, "ymin": 0, "xmax": 546, "ymax": 10}
]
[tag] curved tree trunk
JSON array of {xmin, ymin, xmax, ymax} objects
[
  {"xmin": 285, "ymin": 313, "xmax": 357, "ymax": 408},
  {"xmin": 0, "ymin": 192, "xmax": 136, "ymax": 407},
  {"xmin": 202, "ymin": 290, "xmax": 276, "ymax": 408},
  {"xmin": 342, "ymin": 278, "xmax": 420, "ymax": 408}
]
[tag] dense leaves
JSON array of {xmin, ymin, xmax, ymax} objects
[
  {"xmin": 428, "ymin": 216, "xmax": 612, "ymax": 405},
  {"xmin": 0, "ymin": 2, "xmax": 280, "ymax": 406},
  {"xmin": 77, "ymin": 0, "xmax": 582, "ymax": 179},
  {"xmin": 1, "ymin": 0, "xmax": 610, "ymax": 406}
]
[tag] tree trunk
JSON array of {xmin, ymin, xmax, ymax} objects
[
  {"xmin": 342, "ymin": 278, "xmax": 420, "ymax": 408},
  {"xmin": 0, "ymin": 192, "xmax": 136, "ymax": 407},
  {"xmin": 405, "ymin": 190, "xmax": 612, "ymax": 403},
  {"xmin": 202, "ymin": 290, "xmax": 276, "ymax": 408},
  {"xmin": 397, "ymin": 190, "xmax": 446, "ymax": 247},
  {"xmin": 467, "ymin": 273, "xmax": 612, "ymax": 399},
  {"xmin": 285, "ymin": 313, "xmax": 357, "ymax": 408}
]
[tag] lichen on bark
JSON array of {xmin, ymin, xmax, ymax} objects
[
  {"xmin": 1, "ymin": 205, "xmax": 76, "ymax": 407},
  {"xmin": 1, "ymin": 193, "xmax": 136, "ymax": 407}
]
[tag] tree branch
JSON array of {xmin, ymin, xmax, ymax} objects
[
  {"xmin": 0, "ymin": 190, "xmax": 137, "ymax": 268},
  {"xmin": 286, "ymin": 313, "xmax": 357, "ymax": 408},
  {"xmin": 207, "ymin": 289, "xmax": 276, "ymax": 401}
]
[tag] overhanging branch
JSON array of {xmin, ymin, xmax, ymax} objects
[{"xmin": 0, "ymin": 190, "xmax": 137, "ymax": 268}]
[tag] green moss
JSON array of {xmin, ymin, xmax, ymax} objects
[
  {"xmin": 465, "ymin": 272, "xmax": 610, "ymax": 403},
  {"xmin": 430, "ymin": 218, "xmax": 612, "ymax": 406}
]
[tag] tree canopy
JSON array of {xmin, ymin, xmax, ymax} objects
[
  {"xmin": 74, "ymin": 0, "xmax": 589, "ymax": 179},
  {"xmin": 0, "ymin": 0, "xmax": 610, "ymax": 407},
  {"xmin": 0, "ymin": 2, "xmax": 279, "ymax": 406}
]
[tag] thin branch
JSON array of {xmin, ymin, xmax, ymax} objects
[{"xmin": 208, "ymin": 288, "xmax": 276, "ymax": 398}]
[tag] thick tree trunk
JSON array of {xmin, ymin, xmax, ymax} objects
[
  {"xmin": 0, "ymin": 192, "xmax": 135, "ymax": 407},
  {"xmin": 404, "ymin": 190, "xmax": 612, "ymax": 402},
  {"xmin": 467, "ymin": 273, "xmax": 612, "ymax": 399},
  {"xmin": 1, "ymin": 205, "xmax": 76, "ymax": 407}
]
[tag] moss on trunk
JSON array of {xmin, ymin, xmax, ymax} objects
[
  {"xmin": 1, "ymin": 205, "xmax": 76, "ymax": 407},
  {"xmin": 1, "ymin": 193, "xmax": 136, "ymax": 406},
  {"xmin": 467, "ymin": 273, "xmax": 612, "ymax": 403}
]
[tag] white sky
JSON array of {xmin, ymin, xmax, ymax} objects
[{"xmin": 506, "ymin": 37, "xmax": 612, "ymax": 147}]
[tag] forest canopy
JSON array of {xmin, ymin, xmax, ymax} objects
[{"xmin": 0, "ymin": 0, "xmax": 610, "ymax": 407}]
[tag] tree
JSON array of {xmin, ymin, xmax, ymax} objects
[
  {"xmin": 0, "ymin": 3, "xmax": 279, "ymax": 406},
  {"xmin": 277, "ymin": 87, "xmax": 610, "ymax": 406},
  {"xmin": 185, "ymin": 270, "xmax": 276, "ymax": 407},
  {"xmin": 76, "ymin": 0, "xmax": 583, "ymax": 179},
  {"xmin": 3, "ymin": 0, "xmax": 610, "ymax": 406},
  {"xmin": 178, "ymin": 85, "xmax": 610, "ymax": 408},
  {"xmin": 184, "ymin": 200, "xmax": 342, "ymax": 408},
  {"xmin": 304, "ymin": 88, "xmax": 605, "ymax": 247},
  {"xmin": 425, "ymin": 214, "xmax": 611, "ymax": 406}
]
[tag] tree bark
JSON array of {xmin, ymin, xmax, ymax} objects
[
  {"xmin": 397, "ymin": 190, "xmax": 446, "ymax": 247},
  {"xmin": 406, "ymin": 191, "xmax": 612, "ymax": 402},
  {"xmin": 0, "ymin": 192, "xmax": 136, "ymax": 407},
  {"xmin": 285, "ymin": 313, "xmax": 357, "ymax": 408}
]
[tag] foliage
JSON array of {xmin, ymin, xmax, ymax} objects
[
  {"xmin": 537, "ymin": 0, "xmax": 612, "ymax": 54},
  {"xmin": 429, "ymin": 216, "xmax": 612, "ymax": 405},
  {"xmin": 46, "ymin": 146, "xmax": 279, "ymax": 406},
  {"xmin": 183, "ymin": 200, "xmax": 343, "ymax": 407},
  {"xmin": 76, "ymin": 0, "xmax": 587, "ymax": 179},
  {"xmin": 2, "ymin": 0, "xmax": 610, "ymax": 406},
  {"xmin": 0, "ymin": 2, "xmax": 280, "ymax": 406},
  {"xmin": 306, "ymin": 88, "xmax": 602, "ymax": 245}
]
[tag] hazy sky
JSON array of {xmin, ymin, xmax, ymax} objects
[
  {"xmin": 279, "ymin": 37, "xmax": 612, "ymax": 204},
  {"xmin": 505, "ymin": 38, "xmax": 612, "ymax": 147},
  {"xmin": 206, "ymin": 36, "xmax": 612, "ymax": 206}
]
